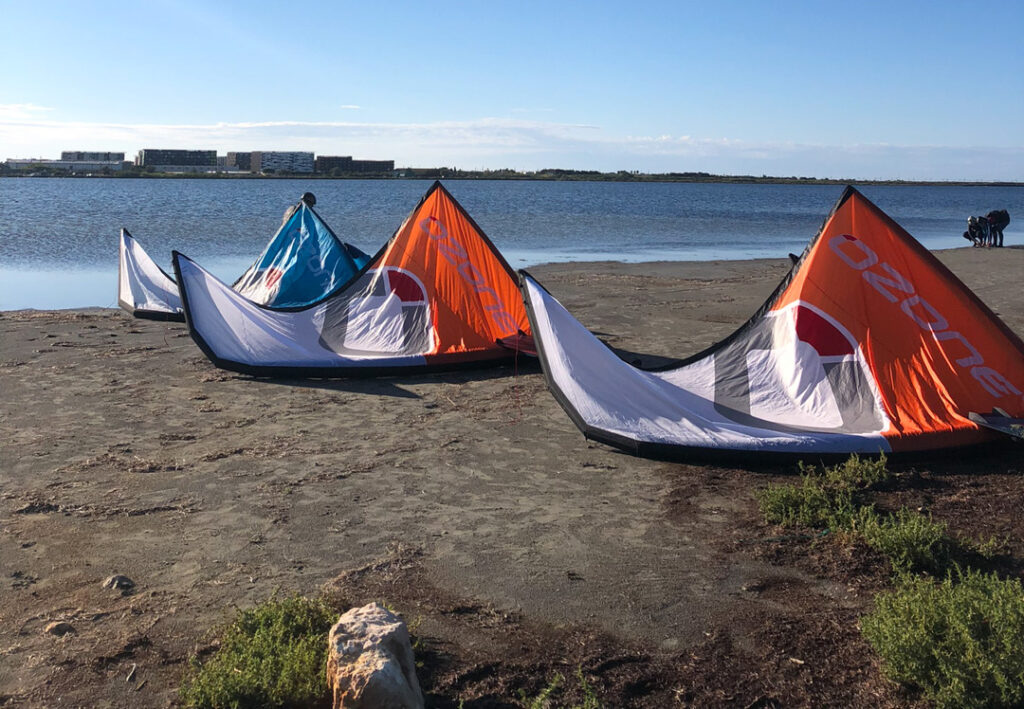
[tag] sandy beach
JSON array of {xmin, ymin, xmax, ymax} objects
[{"xmin": 2, "ymin": 246, "xmax": 1023, "ymax": 707}]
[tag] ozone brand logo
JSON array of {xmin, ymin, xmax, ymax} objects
[
  {"xmin": 419, "ymin": 215, "xmax": 518, "ymax": 334},
  {"xmin": 828, "ymin": 234, "xmax": 1020, "ymax": 399}
]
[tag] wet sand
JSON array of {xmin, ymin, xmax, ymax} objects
[{"xmin": 1, "ymin": 246, "xmax": 1022, "ymax": 706}]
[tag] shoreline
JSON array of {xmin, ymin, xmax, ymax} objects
[{"xmin": 5, "ymin": 246, "xmax": 1018, "ymax": 313}]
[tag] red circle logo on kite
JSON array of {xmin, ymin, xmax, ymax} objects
[{"xmin": 265, "ymin": 268, "xmax": 284, "ymax": 289}]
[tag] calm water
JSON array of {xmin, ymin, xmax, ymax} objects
[{"xmin": 1, "ymin": 178, "xmax": 1021, "ymax": 310}]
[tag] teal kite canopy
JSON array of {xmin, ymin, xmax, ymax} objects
[{"xmin": 118, "ymin": 195, "xmax": 370, "ymax": 320}]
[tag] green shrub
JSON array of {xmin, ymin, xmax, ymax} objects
[
  {"xmin": 861, "ymin": 508, "xmax": 1004, "ymax": 576},
  {"xmin": 971, "ymin": 534, "xmax": 1006, "ymax": 561},
  {"xmin": 756, "ymin": 456, "xmax": 1001, "ymax": 577},
  {"xmin": 862, "ymin": 569, "xmax": 1024, "ymax": 709},
  {"xmin": 757, "ymin": 454, "xmax": 888, "ymax": 529},
  {"xmin": 757, "ymin": 473, "xmax": 855, "ymax": 527},
  {"xmin": 814, "ymin": 453, "xmax": 890, "ymax": 489},
  {"xmin": 180, "ymin": 595, "xmax": 335, "ymax": 709},
  {"xmin": 861, "ymin": 507, "xmax": 953, "ymax": 574}
]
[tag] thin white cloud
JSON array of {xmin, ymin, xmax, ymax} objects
[
  {"xmin": 0, "ymin": 115, "xmax": 1020, "ymax": 181},
  {"xmin": 338, "ymin": 105, "xmax": 361, "ymax": 110},
  {"xmin": 0, "ymin": 103, "xmax": 54, "ymax": 120}
]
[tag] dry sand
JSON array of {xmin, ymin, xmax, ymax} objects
[{"xmin": 1, "ymin": 246, "xmax": 1022, "ymax": 706}]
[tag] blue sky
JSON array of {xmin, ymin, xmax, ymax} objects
[{"xmin": 2, "ymin": 0, "xmax": 1022, "ymax": 179}]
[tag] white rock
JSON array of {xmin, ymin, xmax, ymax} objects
[{"xmin": 326, "ymin": 602, "xmax": 424, "ymax": 709}]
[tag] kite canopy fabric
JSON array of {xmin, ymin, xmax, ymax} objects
[
  {"xmin": 118, "ymin": 229, "xmax": 183, "ymax": 320},
  {"xmin": 232, "ymin": 202, "xmax": 371, "ymax": 308},
  {"xmin": 522, "ymin": 187, "xmax": 1024, "ymax": 458},
  {"xmin": 117, "ymin": 199, "xmax": 370, "ymax": 320},
  {"xmin": 174, "ymin": 181, "xmax": 531, "ymax": 377}
]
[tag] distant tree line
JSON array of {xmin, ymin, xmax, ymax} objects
[{"xmin": 0, "ymin": 161, "xmax": 1019, "ymax": 187}]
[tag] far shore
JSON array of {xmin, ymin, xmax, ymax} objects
[{"xmin": 2, "ymin": 170, "xmax": 1022, "ymax": 188}]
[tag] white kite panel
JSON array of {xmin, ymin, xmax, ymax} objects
[
  {"xmin": 523, "ymin": 275, "xmax": 891, "ymax": 454},
  {"xmin": 118, "ymin": 231, "xmax": 182, "ymax": 317},
  {"xmin": 176, "ymin": 254, "xmax": 430, "ymax": 370}
]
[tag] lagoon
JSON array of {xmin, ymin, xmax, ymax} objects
[{"xmin": 1, "ymin": 177, "xmax": 1020, "ymax": 310}]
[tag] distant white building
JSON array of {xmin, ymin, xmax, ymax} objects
[
  {"xmin": 4, "ymin": 158, "xmax": 126, "ymax": 172},
  {"xmin": 251, "ymin": 151, "xmax": 314, "ymax": 174}
]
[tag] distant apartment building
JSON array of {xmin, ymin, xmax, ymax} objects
[
  {"xmin": 351, "ymin": 159, "xmax": 394, "ymax": 174},
  {"xmin": 314, "ymin": 155, "xmax": 395, "ymax": 174},
  {"xmin": 61, "ymin": 151, "xmax": 125, "ymax": 162},
  {"xmin": 225, "ymin": 151, "xmax": 253, "ymax": 172},
  {"xmin": 136, "ymin": 149, "xmax": 217, "ymax": 172},
  {"xmin": 251, "ymin": 151, "xmax": 314, "ymax": 174},
  {"xmin": 314, "ymin": 155, "xmax": 354, "ymax": 173}
]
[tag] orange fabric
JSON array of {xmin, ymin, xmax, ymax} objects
[
  {"xmin": 374, "ymin": 184, "xmax": 529, "ymax": 355},
  {"xmin": 776, "ymin": 190, "xmax": 1024, "ymax": 450}
]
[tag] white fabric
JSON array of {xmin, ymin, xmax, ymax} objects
[
  {"xmin": 745, "ymin": 346, "xmax": 844, "ymax": 428},
  {"xmin": 176, "ymin": 255, "xmax": 429, "ymax": 368},
  {"xmin": 118, "ymin": 231, "xmax": 182, "ymax": 316},
  {"xmin": 524, "ymin": 275, "xmax": 891, "ymax": 454},
  {"xmin": 343, "ymin": 292, "xmax": 409, "ymax": 352}
]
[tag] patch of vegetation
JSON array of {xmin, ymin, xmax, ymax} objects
[
  {"xmin": 756, "ymin": 454, "xmax": 888, "ymax": 529},
  {"xmin": 859, "ymin": 507, "xmax": 955, "ymax": 574},
  {"xmin": 179, "ymin": 595, "xmax": 335, "ymax": 709},
  {"xmin": 759, "ymin": 456, "xmax": 999, "ymax": 576},
  {"xmin": 760, "ymin": 455, "xmax": 1020, "ymax": 705},
  {"xmin": 862, "ymin": 568, "xmax": 1024, "ymax": 709},
  {"xmin": 519, "ymin": 667, "xmax": 603, "ymax": 709}
]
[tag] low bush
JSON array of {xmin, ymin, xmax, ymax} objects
[
  {"xmin": 757, "ymin": 454, "xmax": 888, "ymax": 529},
  {"xmin": 760, "ymin": 456, "xmax": 997, "ymax": 577},
  {"xmin": 860, "ymin": 507, "xmax": 953, "ymax": 574},
  {"xmin": 180, "ymin": 595, "xmax": 335, "ymax": 709},
  {"xmin": 817, "ymin": 453, "xmax": 891, "ymax": 489},
  {"xmin": 757, "ymin": 470, "xmax": 855, "ymax": 528},
  {"xmin": 862, "ymin": 568, "xmax": 1024, "ymax": 709}
]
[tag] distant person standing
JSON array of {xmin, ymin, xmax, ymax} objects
[{"xmin": 986, "ymin": 209, "xmax": 1010, "ymax": 247}]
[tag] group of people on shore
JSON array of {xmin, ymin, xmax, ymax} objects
[{"xmin": 964, "ymin": 209, "xmax": 1011, "ymax": 247}]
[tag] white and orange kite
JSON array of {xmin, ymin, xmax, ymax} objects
[
  {"xmin": 174, "ymin": 182, "xmax": 531, "ymax": 377},
  {"xmin": 521, "ymin": 187, "xmax": 1024, "ymax": 457}
]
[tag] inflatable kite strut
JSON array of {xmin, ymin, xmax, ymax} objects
[
  {"xmin": 174, "ymin": 181, "xmax": 532, "ymax": 377},
  {"xmin": 118, "ymin": 196, "xmax": 370, "ymax": 320},
  {"xmin": 522, "ymin": 187, "xmax": 1024, "ymax": 458}
]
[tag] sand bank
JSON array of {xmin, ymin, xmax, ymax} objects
[{"xmin": 1, "ymin": 247, "xmax": 1022, "ymax": 706}]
